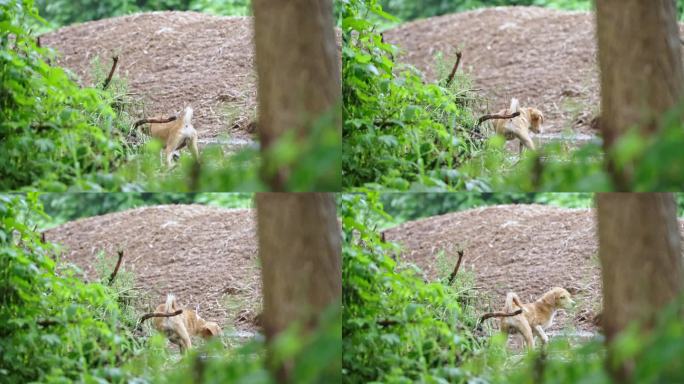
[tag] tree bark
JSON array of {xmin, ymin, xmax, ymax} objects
[
  {"xmin": 255, "ymin": 193, "xmax": 341, "ymax": 380},
  {"xmin": 595, "ymin": 0, "xmax": 684, "ymax": 189},
  {"xmin": 596, "ymin": 193, "xmax": 683, "ymax": 380},
  {"xmin": 252, "ymin": 0, "xmax": 341, "ymax": 190}
]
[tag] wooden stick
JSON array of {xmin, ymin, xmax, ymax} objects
[
  {"xmin": 108, "ymin": 250, "xmax": 124, "ymax": 285},
  {"xmin": 139, "ymin": 309, "xmax": 183, "ymax": 324},
  {"xmin": 101, "ymin": 56, "xmax": 119, "ymax": 90},
  {"xmin": 447, "ymin": 250, "xmax": 464, "ymax": 285},
  {"xmin": 477, "ymin": 309, "xmax": 523, "ymax": 326},
  {"xmin": 445, "ymin": 51, "xmax": 462, "ymax": 87},
  {"xmin": 133, "ymin": 115, "xmax": 177, "ymax": 129},
  {"xmin": 476, "ymin": 111, "xmax": 520, "ymax": 126}
]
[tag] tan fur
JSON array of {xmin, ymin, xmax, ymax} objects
[
  {"xmin": 493, "ymin": 98, "xmax": 544, "ymax": 153},
  {"xmin": 152, "ymin": 294, "xmax": 221, "ymax": 353},
  {"xmin": 148, "ymin": 106, "xmax": 199, "ymax": 167},
  {"xmin": 499, "ymin": 287, "xmax": 574, "ymax": 349}
]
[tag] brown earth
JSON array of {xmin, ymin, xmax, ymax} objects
[
  {"xmin": 384, "ymin": 204, "xmax": 684, "ymax": 344},
  {"xmin": 385, "ymin": 6, "xmax": 684, "ymax": 138},
  {"xmin": 44, "ymin": 204, "xmax": 261, "ymax": 334},
  {"xmin": 41, "ymin": 12, "xmax": 257, "ymax": 143}
]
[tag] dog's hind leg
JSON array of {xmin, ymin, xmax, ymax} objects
[{"xmin": 519, "ymin": 319, "xmax": 535, "ymax": 349}]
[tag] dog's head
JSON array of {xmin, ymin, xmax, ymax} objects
[
  {"xmin": 199, "ymin": 321, "xmax": 222, "ymax": 339},
  {"xmin": 546, "ymin": 287, "xmax": 574, "ymax": 309},
  {"xmin": 527, "ymin": 107, "xmax": 544, "ymax": 134}
]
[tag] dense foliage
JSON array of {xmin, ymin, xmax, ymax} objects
[
  {"xmin": 0, "ymin": 194, "xmax": 136, "ymax": 382},
  {"xmin": 377, "ymin": 0, "xmax": 684, "ymax": 22},
  {"xmin": 1, "ymin": 0, "xmax": 134, "ymax": 191},
  {"xmin": 35, "ymin": 0, "xmax": 251, "ymax": 28},
  {"xmin": 380, "ymin": 192, "xmax": 594, "ymax": 224},
  {"xmin": 342, "ymin": 0, "xmax": 489, "ymax": 191},
  {"xmin": 38, "ymin": 192, "xmax": 253, "ymax": 227},
  {"xmin": 341, "ymin": 193, "xmax": 483, "ymax": 382}
]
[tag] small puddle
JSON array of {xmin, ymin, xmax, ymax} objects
[
  {"xmin": 199, "ymin": 137, "xmax": 259, "ymax": 153},
  {"xmin": 536, "ymin": 132, "xmax": 601, "ymax": 146},
  {"xmin": 224, "ymin": 330, "xmax": 258, "ymax": 339},
  {"xmin": 548, "ymin": 330, "xmax": 598, "ymax": 339}
]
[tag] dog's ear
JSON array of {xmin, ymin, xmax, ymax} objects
[
  {"xmin": 200, "ymin": 326, "xmax": 214, "ymax": 338},
  {"xmin": 200, "ymin": 323, "xmax": 220, "ymax": 338}
]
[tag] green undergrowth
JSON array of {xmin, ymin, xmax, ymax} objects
[
  {"xmin": 342, "ymin": 0, "xmax": 492, "ymax": 191},
  {"xmin": 341, "ymin": 193, "xmax": 485, "ymax": 382},
  {"xmin": 0, "ymin": 194, "xmax": 138, "ymax": 382}
]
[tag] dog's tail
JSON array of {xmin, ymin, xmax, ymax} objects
[
  {"xmin": 164, "ymin": 294, "xmax": 179, "ymax": 313},
  {"xmin": 183, "ymin": 106, "xmax": 193, "ymax": 123},
  {"xmin": 508, "ymin": 98, "xmax": 520, "ymax": 114},
  {"xmin": 505, "ymin": 292, "xmax": 527, "ymax": 313}
]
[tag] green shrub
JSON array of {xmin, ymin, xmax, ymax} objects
[
  {"xmin": 341, "ymin": 193, "xmax": 483, "ymax": 383},
  {"xmin": 0, "ymin": 193, "xmax": 136, "ymax": 383},
  {"xmin": 342, "ymin": 0, "xmax": 488, "ymax": 191},
  {"xmin": 0, "ymin": 0, "xmax": 132, "ymax": 191}
]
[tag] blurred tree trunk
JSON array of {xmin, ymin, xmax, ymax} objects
[
  {"xmin": 596, "ymin": 193, "xmax": 682, "ymax": 380},
  {"xmin": 252, "ymin": 0, "xmax": 341, "ymax": 190},
  {"xmin": 255, "ymin": 193, "xmax": 341, "ymax": 381},
  {"xmin": 595, "ymin": 0, "xmax": 684, "ymax": 189}
]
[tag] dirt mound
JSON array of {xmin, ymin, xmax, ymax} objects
[
  {"xmin": 42, "ymin": 12, "xmax": 256, "ymax": 142},
  {"xmin": 45, "ymin": 205, "xmax": 260, "ymax": 333},
  {"xmin": 386, "ymin": 7, "xmax": 600, "ymax": 136}
]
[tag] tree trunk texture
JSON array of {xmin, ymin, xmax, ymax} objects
[
  {"xmin": 252, "ymin": 0, "xmax": 341, "ymax": 190},
  {"xmin": 255, "ymin": 193, "xmax": 341, "ymax": 380},
  {"xmin": 596, "ymin": 193, "xmax": 683, "ymax": 380},
  {"xmin": 595, "ymin": 0, "xmax": 684, "ymax": 189}
]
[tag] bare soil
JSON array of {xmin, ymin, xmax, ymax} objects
[
  {"xmin": 44, "ymin": 204, "xmax": 261, "ymax": 333},
  {"xmin": 385, "ymin": 6, "xmax": 599, "ymax": 136},
  {"xmin": 41, "ymin": 12, "xmax": 257, "ymax": 142}
]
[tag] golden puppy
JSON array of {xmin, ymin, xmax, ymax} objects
[
  {"xmin": 493, "ymin": 98, "xmax": 544, "ymax": 153},
  {"xmin": 499, "ymin": 287, "xmax": 574, "ymax": 349},
  {"xmin": 147, "ymin": 106, "xmax": 200, "ymax": 167},
  {"xmin": 152, "ymin": 294, "xmax": 221, "ymax": 353}
]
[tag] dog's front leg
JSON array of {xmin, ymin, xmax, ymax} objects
[{"xmin": 534, "ymin": 325, "xmax": 549, "ymax": 345}]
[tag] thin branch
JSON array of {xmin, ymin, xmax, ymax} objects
[
  {"xmin": 477, "ymin": 309, "xmax": 523, "ymax": 327},
  {"xmin": 37, "ymin": 319, "xmax": 60, "ymax": 327},
  {"xmin": 101, "ymin": 55, "xmax": 119, "ymax": 90},
  {"xmin": 476, "ymin": 111, "xmax": 520, "ymax": 127},
  {"xmin": 108, "ymin": 250, "xmax": 124, "ymax": 286},
  {"xmin": 133, "ymin": 115, "xmax": 177, "ymax": 129},
  {"xmin": 445, "ymin": 51, "xmax": 463, "ymax": 87},
  {"xmin": 447, "ymin": 250, "xmax": 465, "ymax": 286},
  {"xmin": 139, "ymin": 309, "xmax": 183, "ymax": 324}
]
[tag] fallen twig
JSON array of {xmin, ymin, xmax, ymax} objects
[
  {"xmin": 101, "ymin": 55, "xmax": 119, "ymax": 90},
  {"xmin": 447, "ymin": 250, "xmax": 465, "ymax": 286},
  {"xmin": 445, "ymin": 51, "xmax": 462, "ymax": 87},
  {"xmin": 139, "ymin": 309, "xmax": 183, "ymax": 324},
  {"xmin": 476, "ymin": 111, "xmax": 520, "ymax": 127},
  {"xmin": 476, "ymin": 309, "xmax": 523, "ymax": 329},
  {"xmin": 108, "ymin": 250, "xmax": 124, "ymax": 286},
  {"xmin": 133, "ymin": 115, "xmax": 177, "ymax": 129}
]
